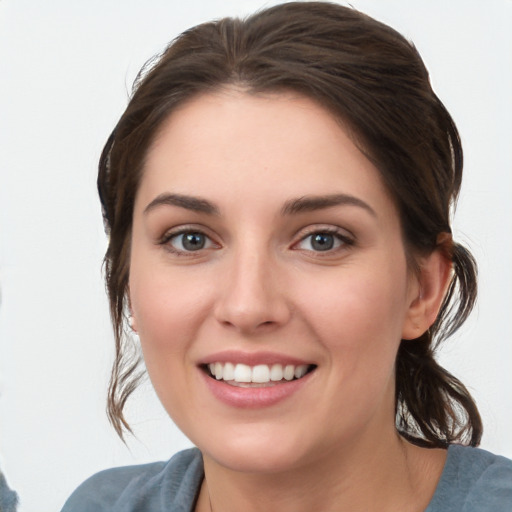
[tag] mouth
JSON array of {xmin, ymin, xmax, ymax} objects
[{"xmin": 203, "ymin": 362, "xmax": 317, "ymax": 387}]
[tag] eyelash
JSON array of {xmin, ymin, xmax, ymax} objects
[
  {"xmin": 159, "ymin": 226, "xmax": 354, "ymax": 256},
  {"xmin": 159, "ymin": 227, "xmax": 218, "ymax": 256},
  {"xmin": 293, "ymin": 227, "xmax": 354, "ymax": 254}
]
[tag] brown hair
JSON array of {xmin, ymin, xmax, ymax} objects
[{"xmin": 98, "ymin": 1, "xmax": 482, "ymax": 445}]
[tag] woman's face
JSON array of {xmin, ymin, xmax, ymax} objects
[{"xmin": 129, "ymin": 90, "xmax": 423, "ymax": 473}]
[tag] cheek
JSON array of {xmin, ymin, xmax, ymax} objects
[
  {"xmin": 296, "ymin": 265, "xmax": 410, "ymax": 424},
  {"xmin": 294, "ymin": 263, "xmax": 410, "ymax": 360},
  {"xmin": 128, "ymin": 252, "xmax": 203, "ymax": 377},
  {"xmin": 130, "ymin": 252, "xmax": 211, "ymax": 331},
  {"xmin": 129, "ymin": 268, "xmax": 211, "ymax": 423}
]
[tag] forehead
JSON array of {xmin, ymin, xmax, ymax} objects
[{"xmin": 137, "ymin": 89, "xmax": 396, "ymax": 218}]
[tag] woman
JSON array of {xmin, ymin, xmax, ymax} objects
[{"xmin": 61, "ymin": 2, "xmax": 512, "ymax": 511}]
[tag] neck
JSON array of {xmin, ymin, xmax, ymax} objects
[{"xmin": 197, "ymin": 428, "xmax": 447, "ymax": 512}]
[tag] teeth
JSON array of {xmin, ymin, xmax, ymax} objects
[
  {"xmin": 214, "ymin": 362, "xmax": 223, "ymax": 380},
  {"xmin": 233, "ymin": 363, "xmax": 252, "ymax": 383},
  {"xmin": 223, "ymin": 362, "xmax": 235, "ymax": 381},
  {"xmin": 283, "ymin": 364, "xmax": 295, "ymax": 381},
  {"xmin": 270, "ymin": 364, "xmax": 283, "ymax": 381},
  {"xmin": 295, "ymin": 365, "xmax": 308, "ymax": 379},
  {"xmin": 252, "ymin": 364, "xmax": 270, "ymax": 383},
  {"xmin": 206, "ymin": 362, "xmax": 311, "ymax": 383}
]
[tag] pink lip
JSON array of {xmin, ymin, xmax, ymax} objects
[
  {"xmin": 199, "ymin": 366, "xmax": 315, "ymax": 410},
  {"xmin": 198, "ymin": 350, "xmax": 313, "ymax": 367}
]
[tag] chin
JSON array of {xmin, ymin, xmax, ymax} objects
[
  {"xmin": 194, "ymin": 423, "xmax": 327, "ymax": 475},
  {"xmin": 206, "ymin": 444, "xmax": 307, "ymax": 474}
]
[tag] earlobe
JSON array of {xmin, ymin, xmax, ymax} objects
[
  {"xmin": 128, "ymin": 315, "xmax": 138, "ymax": 332},
  {"xmin": 402, "ymin": 237, "xmax": 453, "ymax": 340}
]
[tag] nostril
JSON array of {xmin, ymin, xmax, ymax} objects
[{"xmin": 217, "ymin": 313, "xmax": 281, "ymax": 333}]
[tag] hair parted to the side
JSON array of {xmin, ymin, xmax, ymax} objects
[{"xmin": 98, "ymin": 1, "xmax": 482, "ymax": 445}]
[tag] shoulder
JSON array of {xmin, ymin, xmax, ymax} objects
[
  {"xmin": 0, "ymin": 470, "xmax": 19, "ymax": 512},
  {"xmin": 427, "ymin": 444, "xmax": 512, "ymax": 512},
  {"xmin": 60, "ymin": 448, "xmax": 203, "ymax": 512}
]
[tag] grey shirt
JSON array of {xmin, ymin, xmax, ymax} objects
[
  {"xmin": 61, "ymin": 445, "xmax": 512, "ymax": 512},
  {"xmin": 0, "ymin": 470, "xmax": 18, "ymax": 512}
]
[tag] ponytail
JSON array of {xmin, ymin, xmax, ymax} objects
[{"xmin": 395, "ymin": 241, "xmax": 482, "ymax": 447}]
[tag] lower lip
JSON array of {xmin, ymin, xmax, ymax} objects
[{"xmin": 200, "ymin": 370, "xmax": 313, "ymax": 408}]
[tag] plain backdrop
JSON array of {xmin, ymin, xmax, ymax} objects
[{"xmin": 0, "ymin": 1, "xmax": 511, "ymax": 511}]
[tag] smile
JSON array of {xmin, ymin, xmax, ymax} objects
[{"xmin": 206, "ymin": 362, "xmax": 314, "ymax": 386}]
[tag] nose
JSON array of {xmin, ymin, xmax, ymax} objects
[{"xmin": 213, "ymin": 248, "xmax": 291, "ymax": 334}]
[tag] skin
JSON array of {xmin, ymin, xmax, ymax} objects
[{"xmin": 129, "ymin": 89, "xmax": 451, "ymax": 512}]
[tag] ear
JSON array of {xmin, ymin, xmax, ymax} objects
[
  {"xmin": 402, "ymin": 235, "xmax": 453, "ymax": 340},
  {"xmin": 127, "ymin": 290, "xmax": 138, "ymax": 333},
  {"xmin": 128, "ymin": 315, "xmax": 138, "ymax": 332}
]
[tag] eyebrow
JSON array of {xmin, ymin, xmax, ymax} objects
[
  {"xmin": 281, "ymin": 194, "xmax": 377, "ymax": 217},
  {"xmin": 144, "ymin": 193, "xmax": 220, "ymax": 215},
  {"xmin": 143, "ymin": 192, "xmax": 376, "ymax": 218}
]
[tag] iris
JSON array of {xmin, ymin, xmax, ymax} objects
[{"xmin": 311, "ymin": 233, "xmax": 335, "ymax": 251}]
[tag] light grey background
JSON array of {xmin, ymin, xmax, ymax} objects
[{"xmin": 0, "ymin": 1, "xmax": 511, "ymax": 511}]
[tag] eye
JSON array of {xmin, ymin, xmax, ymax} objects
[
  {"xmin": 295, "ymin": 230, "xmax": 352, "ymax": 252},
  {"xmin": 165, "ymin": 230, "xmax": 215, "ymax": 253}
]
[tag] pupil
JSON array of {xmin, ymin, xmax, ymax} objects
[
  {"xmin": 183, "ymin": 233, "xmax": 205, "ymax": 251},
  {"xmin": 312, "ymin": 233, "xmax": 334, "ymax": 251}
]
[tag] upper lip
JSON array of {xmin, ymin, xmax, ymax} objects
[{"xmin": 198, "ymin": 350, "xmax": 315, "ymax": 367}]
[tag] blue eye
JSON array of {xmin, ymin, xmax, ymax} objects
[
  {"xmin": 310, "ymin": 233, "xmax": 335, "ymax": 251},
  {"xmin": 168, "ymin": 232, "xmax": 213, "ymax": 252},
  {"xmin": 296, "ymin": 231, "xmax": 349, "ymax": 252}
]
